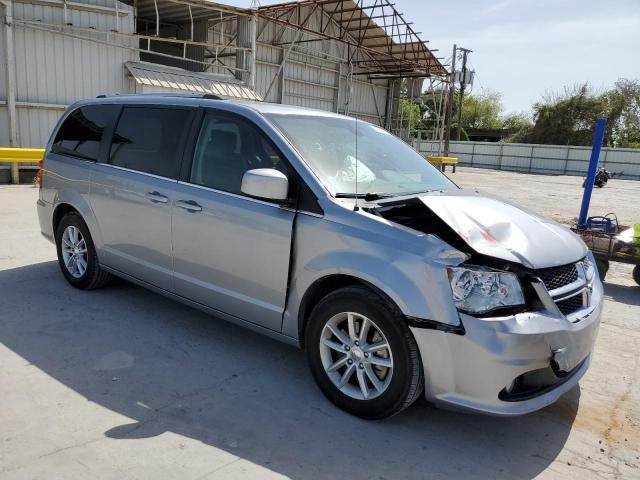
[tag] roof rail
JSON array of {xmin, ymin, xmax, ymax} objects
[{"xmin": 95, "ymin": 93, "xmax": 223, "ymax": 100}]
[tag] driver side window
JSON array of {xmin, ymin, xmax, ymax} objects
[{"xmin": 190, "ymin": 112, "xmax": 288, "ymax": 196}]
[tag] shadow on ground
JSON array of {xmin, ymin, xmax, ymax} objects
[
  {"xmin": 604, "ymin": 282, "xmax": 640, "ymax": 307},
  {"xmin": 0, "ymin": 261, "xmax": 580, "ymax": 480}
]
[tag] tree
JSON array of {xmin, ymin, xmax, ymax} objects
[
  {"xmin": 502, "ymin": 112, "xmax": 533, "ymax": 131},
  {"xmin": 399, "ymin": 98, "xmax": 422, "ymax": 135},
  {"xmin": 512, "ymin": 80, "xmax": 640, "ymax": 147},
  {"xmin": 609, "ymin": 78, "xmax": 640, "ymax": 147},
  {"xmin": 459, "ymin": 91, "xmax": 504, "ymax": 129}
]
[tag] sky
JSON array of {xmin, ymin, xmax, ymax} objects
[{"xmin": 226, "ymin": 0, "xmax": 640, "ymax": 115}]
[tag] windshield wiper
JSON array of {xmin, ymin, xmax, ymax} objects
[{"xmin": 335, "ymin": 192, "xmax": 397, "ymax": 201}]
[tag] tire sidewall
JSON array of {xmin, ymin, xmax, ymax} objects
[
  {"xmin": 55, "ymin": 213, "xmax": 98, "ymax": 289},
  {"xmin": 305, "ymin": 287, "xmax": 420, "ymax": 419}
]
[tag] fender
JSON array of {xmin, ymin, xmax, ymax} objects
[
  {"xmin": 281, "ymin": 213, "xmax": 464, "ymax": 339},
  {"xmin": 47, "ymin": 155, "xmax": 103, "ymax": 251}
]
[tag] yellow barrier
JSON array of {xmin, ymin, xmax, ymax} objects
[
  {"xmin": 427, "ymin": 155, "xmax": 459, "ymax": 173},
  {"xmin": 0, "ymin": 147, "xmax": 45, "ymax": 163}
]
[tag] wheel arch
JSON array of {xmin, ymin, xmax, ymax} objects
[
  {"xmin": 50, "ymin": 193, "xmax": 102, "ymax": 250},
  {"xmin": 52, "ymin": 203, "xmax": 80, "ymax": 235},
  {"xmin": 297, "ymin": 274, "xmax": 402, "ymax": 350}
]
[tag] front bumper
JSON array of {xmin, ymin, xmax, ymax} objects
[{"xmin": 411, "ymin": 277, "xmax": 603, "ymax": 416}]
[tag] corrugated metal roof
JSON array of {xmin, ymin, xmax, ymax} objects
[{"xmin": 125, "ymin": 62, "xmax": 263, "ymax": 101}]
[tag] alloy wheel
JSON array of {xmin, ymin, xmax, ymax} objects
[
  {"xmin": 319, "ymin": 312, "xmax": 394, "ymax": 400},
  {"xmin": 61, "ymin": 225, "xmax": 88, "ymax": 278}
]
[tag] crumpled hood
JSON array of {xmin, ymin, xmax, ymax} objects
[{"xmin": 419, "ymin": 191, "xmax": 587, "ymax": 269}]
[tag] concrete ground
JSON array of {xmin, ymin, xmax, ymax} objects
[{"xmin": 1, "ymin": 169, "xmax": 639, "ymax": 480}]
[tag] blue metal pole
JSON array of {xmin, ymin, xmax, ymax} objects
[{"xmin": 578, "ymin": 117, "xmax": 607, "ymax": 226}]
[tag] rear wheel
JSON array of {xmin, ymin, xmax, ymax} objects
[
  {"xmin": 632, "ymin": 265, "xmax": 640, "ymax": 286},
  {"xmin": 55, "ymin": 212, "xmax": 112, "ymax": 289},
  {"xmin": 305, "ymin": 286, "xmax": 423, "ymax": 419}
]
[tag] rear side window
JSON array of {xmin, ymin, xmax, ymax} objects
[
  {"xmin": 52, "ymin": 105, "xmax": 118, "ymax": 161},
  {"xmin": 109, "ymin": 107, "xmax": 192, "ymax": 179}
]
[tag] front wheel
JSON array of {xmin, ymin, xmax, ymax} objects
[
  {"xmin": 305, "ymin": 286, "xmax": 424, "ymax": 419},
  {"xmin": 632, "ymin": 265, "xmax": 640, "ymax": 286}
]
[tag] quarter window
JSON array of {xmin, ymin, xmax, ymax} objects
[
  {"xmin": 190, "ymin": 112, "xmax": 288, "ymax": 196},
  {"xmin": 109, "ymin": 107, "xmax": 191, "ymax": 179},
  {"xmin": 52, "ymin": 105, "xmax": 118, "ymax": 161}
]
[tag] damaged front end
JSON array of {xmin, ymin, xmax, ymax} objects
[
  {"xmin": 366, "ymin": 191, "xmax": 593, "ymax": 320},
  {"xmin": 365, "ymin": 191, "xmax": 602, "ymax": 415}
]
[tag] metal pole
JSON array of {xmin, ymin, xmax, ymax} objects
[
  {"xmin": 443, "ymin": 43, "xmax": 456, "ymax": 157},
  {"xmin": 153, "ymin": 0, "xmax": 159, "ymax": 36},
  {"xmin": 249, "ymin": 12, "xmax": 257, "ymax": 91},
  {"xmin": 456, "ymin": 48, "xmax": 470, "ymax": 141},
  {"xmin": 578, "ymin": 118, "xmax": 607, "ymax": 226},
  {"xmin": 114, "ymin": 0, "xmax": 119, "ymax": 32},
  {"xmin": 2, "ymin": 0, "xmax": 19, "ymax": 184}
]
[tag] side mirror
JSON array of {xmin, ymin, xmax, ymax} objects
[{"xmin": 241, "ymin": 168, "xmax": 289, "ymax": 201}]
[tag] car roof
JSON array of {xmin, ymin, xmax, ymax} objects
[{"xmin": 75, "ymin": 94, "xmax": 350, "ymax": 120}]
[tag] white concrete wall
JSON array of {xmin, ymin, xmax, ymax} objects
[{"xmin": 415, "ymin": 140, "xmax": 640, "ymax": 180}]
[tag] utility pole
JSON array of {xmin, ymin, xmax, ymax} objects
[
  {"xmin": 456, "ymin": 47, "xmax": 472, "ymax": 141},
  {"xmin": 443, "ymin": 44, "xmax": 456, "ymax": 157}
]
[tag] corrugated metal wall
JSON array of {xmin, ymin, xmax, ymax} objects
[
  {"xmin": 0, "ymin": 0, "xmax": 136, "ymax": 147},
  {"xmin": 208, "ymin": 7, "xmax": 390, "ymax": 125},
  {"xmin": 3, "ymin": 0, "xmax": 397, "ymax": 150}
]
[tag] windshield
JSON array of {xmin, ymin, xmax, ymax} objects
[{"xmin": 265, "ymin": 113, "xmax": 457, "ymax": 197}]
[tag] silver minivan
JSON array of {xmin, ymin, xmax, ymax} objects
[{"xmin": 37, "ymin": 94, "xmax": 603, "ymax": 419}]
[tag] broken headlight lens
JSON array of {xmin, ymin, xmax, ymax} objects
[{"xmin": 447, "ymin": 267, "xmax": 524, "ymax": 314}]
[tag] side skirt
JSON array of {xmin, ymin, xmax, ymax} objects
[{"xmin": 101, "ymin": 264, "xmax": 301, "ymax": 349}]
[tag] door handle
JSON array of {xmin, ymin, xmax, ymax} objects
[
  {"xmin": 176, "ymin": 199, "xmax": 202, "ymax": 212},
  {"xmin": 145, "ymin": 191, "xmax": 169, "ymax": 204}
]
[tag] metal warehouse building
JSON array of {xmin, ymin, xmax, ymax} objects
[{"xmin": 0, "ymin": 0, "xmax": 446, "ymax": 182}]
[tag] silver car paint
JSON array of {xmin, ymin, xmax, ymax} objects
[
  {"xmin": 171, "ymin": 181, "xmax": 295, "ymax": 332},
  {"xmin": 412, "ymin": 276, "xmax": 602, "ymax": 415},
  {"xmin": 37, "ymin": 96, "xmax": 603, "ymax": 416},
  {"xmin": 420, "ymin": 191, "xmax": 587, "ymax": 269},
  {"xmin": 281, "ymin": 205, "xmax": 467, "ymax": 338},
  {"xmin": 89, "ymin": 163, "xmax": 176, "ymax": 291}
]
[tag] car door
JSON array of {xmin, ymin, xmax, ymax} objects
[
  {"xmin": 171, "ymin": 109, "xmax": 296, "ymax": 331},
  {"xmin": 90, "ymin": 105, "xmax": 194, "ymax": 291}
]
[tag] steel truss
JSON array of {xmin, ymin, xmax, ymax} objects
[{"xmin": 256, "ymin": 0, "xmax": 447, "ymax": 79}]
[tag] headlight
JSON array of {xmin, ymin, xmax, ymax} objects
[
  {"xmin": 447, "ymin": 267, "xmax": 525, "ymax": 314},
  {"xmin": 583, "ymin": 251, "xmax": 595, "ymax": 281}
]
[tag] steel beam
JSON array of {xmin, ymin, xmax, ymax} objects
[{"xmin": 1, "ymin": 0, "xmax": 19, "ymax": 183}]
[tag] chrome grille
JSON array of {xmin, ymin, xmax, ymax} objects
[
  {"xmin": 536, "ymin": 263, "xmax": 579, "ymax": 291},
  {"xmin": 534, "ymin": 261, "xmax": 588, "ymax": 319}
]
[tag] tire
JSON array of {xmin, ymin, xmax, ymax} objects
[
  {"xmin": 305, "ymin": 286, "xmax": 424, "ymax": 419},
  {"xmin": 595, "ymin": 258, "xmax": 609, "ymax": 281},
  {"xmin": 632, "ymin": 265, "xmax": 640, "ymax": 286},
  {"xmin": 55, "ymin": 212, "xmax": 112, "ymax": 290}
]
